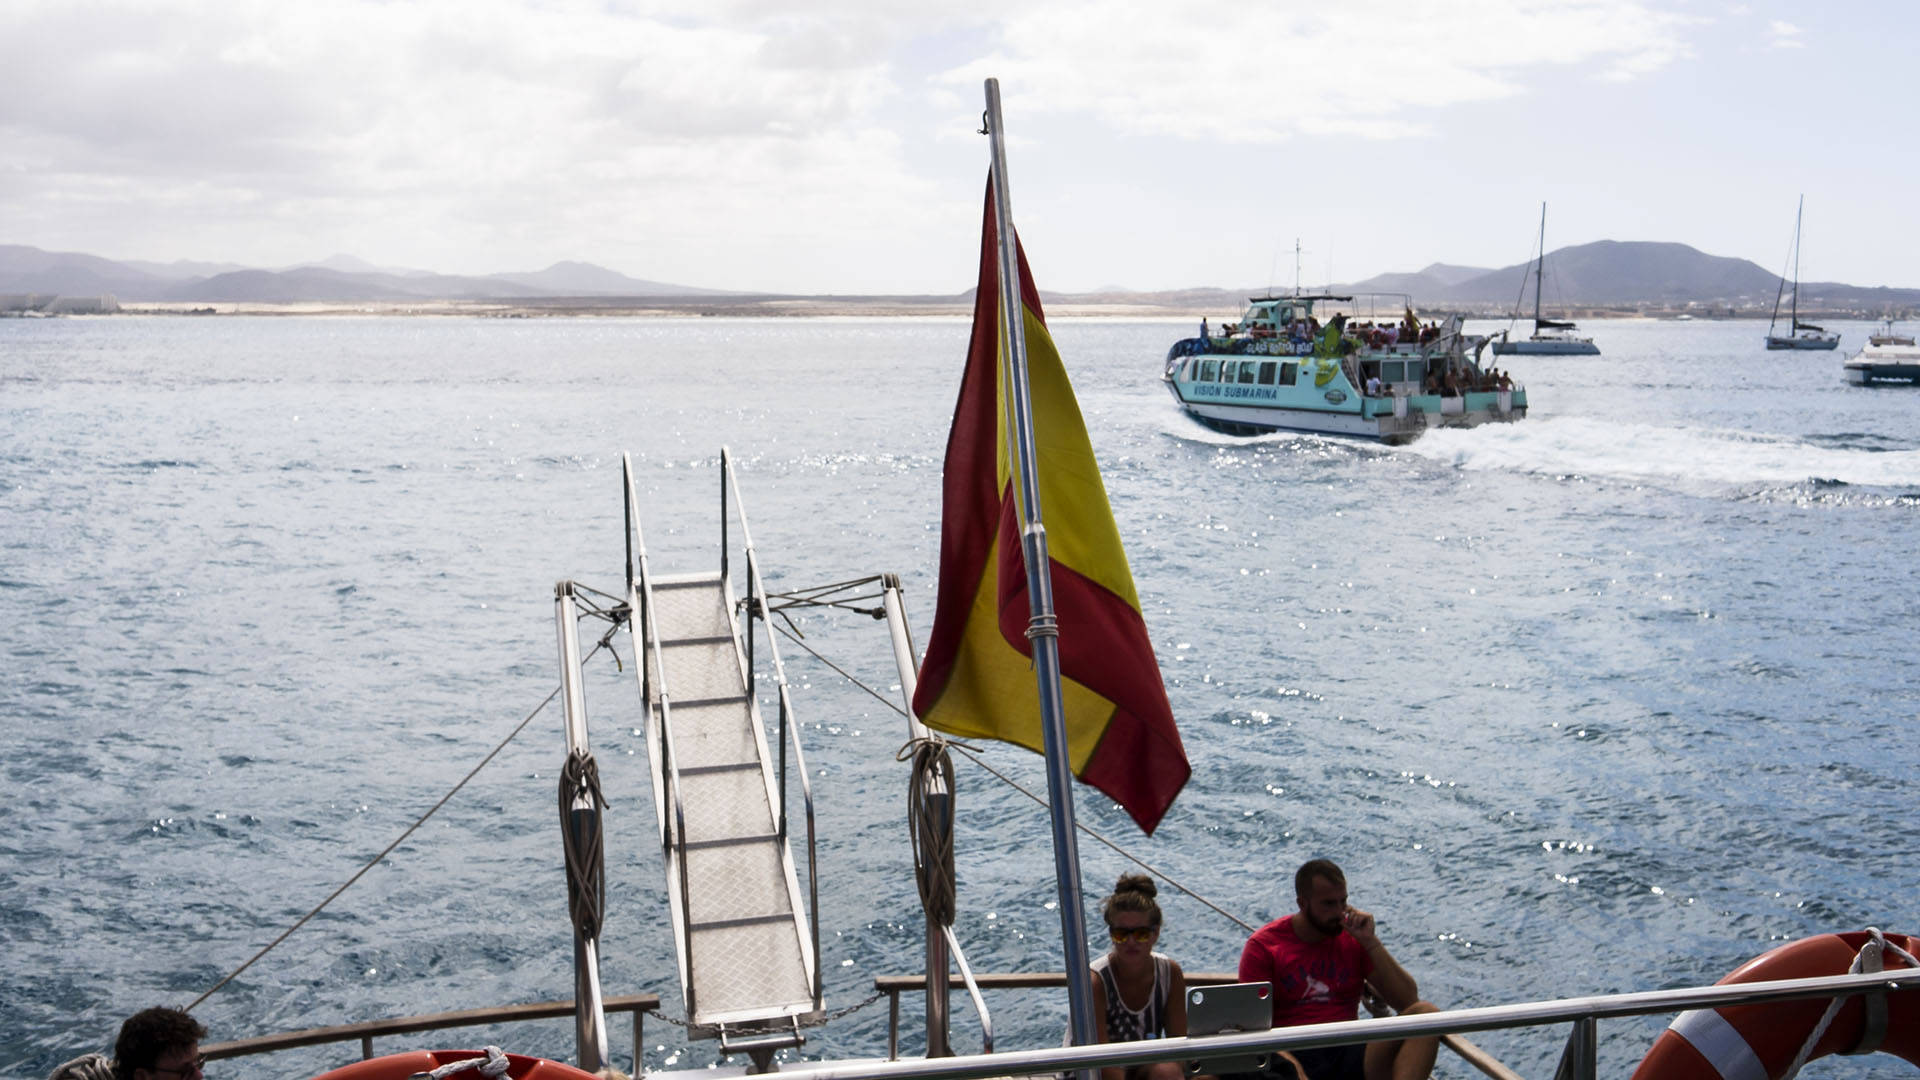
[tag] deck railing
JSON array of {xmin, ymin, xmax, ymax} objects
[
  {"xmin": 201, "ymin": 993, "xmax": 661, "ymax": 1074},
  {"xmin": 192, "ymin": 966, "xmax": 1916, "ymax": 1080}
]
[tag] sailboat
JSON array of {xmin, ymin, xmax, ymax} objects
[
  {"xmin": 1766, "ymin": 195, "xmax": 1840, "ymax": 350},
  {"xmin": 1491, "ymin": 203, "xmax": 1600, "ymax": 356}
]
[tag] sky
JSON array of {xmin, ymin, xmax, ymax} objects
[{"xmin": 4, "ymin": 0, "xmax": 1916, "ymax": 294}]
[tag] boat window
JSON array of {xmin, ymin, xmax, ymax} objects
[
  {"xmin": 1238, "ymin": 363, "xmax": 1257, "ymax": 384},
  {"xmin": 1258, "ymin": 361, "xmax": 1276, "ymax": 385},
  {"xmin": 1219, "ymin": 361, "xmax": 1236, "ymax": 382},
  {"xmin": 1279, "ymin": 362, "xmax": 1298, "ymax": 386},
  {"xmin": 1200, "ymin": 359, "xmax": 1218, "ymax": 381},
  {"xmin": 1383, "ymin": 361, "xmax": 1404, "ymax": 382}
]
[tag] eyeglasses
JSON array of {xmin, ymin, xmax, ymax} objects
[
  {"xmin": 1109, "ymin": 925, "xmax": 1157, "ymax": 943},
  {"xmin": 148, "ymin": 1054, "xmax": 206, "ymax": 1078}
]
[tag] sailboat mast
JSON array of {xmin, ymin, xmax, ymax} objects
[
  {"xmin": 1533, "ymin": 202, "xmax": 1546, "ymax": 328},
  {"xmin": 1790, "ymin": 195, "xmax": 1803, "ymax": 328}
]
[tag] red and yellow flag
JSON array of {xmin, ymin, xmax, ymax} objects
[{"xmin": 912, "ymin": 180, "xmax": 1189, "ymax": 835}]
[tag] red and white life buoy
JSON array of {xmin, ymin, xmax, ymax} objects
[
  {"xmin": 313, "ymin": 1048, "xmax": 603, "ymax": 1080},
  {"xmin": 1631, "ymin": 930, "xmax": 1919, "ymax": 1080}
]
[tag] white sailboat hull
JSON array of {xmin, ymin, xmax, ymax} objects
[
  {"xmin": 1492, "ymin": 336, "xmax": 1600, "ymax": 356},
  {"xmin": 1766, "ymin": 333, "xmax": 1839, "ymax": 351}
]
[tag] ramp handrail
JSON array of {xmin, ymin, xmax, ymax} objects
[
  {"xmin": 623, "ymin": 452, "xmax": 700, "ymax": 1019},
  {"xmin": 720, "ymin": 445, "xmax": 823, "ymax": 1009}
]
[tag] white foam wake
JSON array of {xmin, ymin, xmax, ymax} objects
[{"xmin": 1407, "ymin": 417, "xmax": 1920, "ymax": 490}]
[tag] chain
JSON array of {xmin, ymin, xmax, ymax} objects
[{"xmin": 818, "ymin": 990, "xmax": 886, "ymax": 1025}]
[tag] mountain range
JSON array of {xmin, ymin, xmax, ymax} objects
[
  {"xmin": 0, "ymin": 246, "xmax": 734, "ymax": 302},
  {"xmin": 4, "ymin": 241, "xmax": 1917, "ymax": 310}
]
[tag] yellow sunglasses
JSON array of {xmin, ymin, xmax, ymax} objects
[{"xmin": 1109, "ymin": 925, "xmax": 1157, "ymax": 943}]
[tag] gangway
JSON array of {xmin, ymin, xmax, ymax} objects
[{"xmin": 620, "ymin": 450, "xmax": 823, "ymax": 1070}]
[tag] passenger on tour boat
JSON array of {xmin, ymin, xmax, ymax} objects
[
  {"xmin": 91, "ymin": 1006, "xmax": 205, "ymax": 1080},
  {"xmin": 1238, "ymin": 860, "xmax": 1439, "ymax": 1080},
  {"xmin": 1365, "ymin": 372, "xmax": 1383, "ymax": 397},
  {"xmin": 1088, "ymin": 874, "xmax": 1204, "ymax": 1080}
]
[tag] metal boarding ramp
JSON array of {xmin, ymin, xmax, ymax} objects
[{"xmin": 621, "ymin": 450, "xmax": 823, "ymax": 1069}]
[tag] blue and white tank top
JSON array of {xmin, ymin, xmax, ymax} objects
[{"xmin": 1092, "ymin": 951, "xmax": 1172, "ymax": 1041}]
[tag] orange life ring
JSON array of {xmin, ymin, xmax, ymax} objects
[
  {"xmin": 1630, "ymin": 931, "xmax": 1919, "ymax": 1080},
  {"xmin": 313, "ymin": 1049, "xmax": 603, "ymax": 1080}
]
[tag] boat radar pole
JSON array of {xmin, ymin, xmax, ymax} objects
[{"xmin": 982, "ymin": 77, "xmax": 1100, "ymax": 1066}]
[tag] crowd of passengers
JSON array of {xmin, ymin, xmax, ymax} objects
[
  {"xmin": 1364, "ymin": 365, "xmax": 1516, "ymax": 398},
  {"xmin": 1217, "ymin": 313, "xmax": 1445, "ymax": 349}
]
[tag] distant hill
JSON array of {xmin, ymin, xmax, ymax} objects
[
  {"xmin": 167, "ymin": 267, "xmax": 573, "ymax": 302},
  {"xmin": 0, "ymin": 245, "xmax": 736, "ymax": 302},
  {"xmin": 6, "ymin": 241, "xmax": 1917, "ymax": 309},
  {"xmin": 1439, "ymin": 241, "xmax": 1783, "ymax": 305},
  {"xmin": 119, "ymin": 257, "xmax": 252, "ymax": 280},
  {"xmin": 490, "ymin": 260, "xmax": 732, "ymax": 297},
  {"xmin": 1341, "ymin": 240, "xmax": 1920, "ymax": 310},
  {"xmin": 0, "ymin": 244, "xmax": 167, "ymax": 298}
]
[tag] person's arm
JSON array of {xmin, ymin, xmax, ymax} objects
[
  {"xmin": 1237, "ymin": 932, "xmax": 1272, "ymax": 987},
  {"xmin": 1343, "ymin": 908, "xmax": 1419, "ymax": 1011},
  {"xmin": 1164, "ymin": 959, "xmax": 1189, "ymax": 1037}
]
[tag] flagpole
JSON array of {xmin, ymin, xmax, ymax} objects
[{"xmin": 982, "ymin": 77, "xmax": 1098, "ymax": 1059}]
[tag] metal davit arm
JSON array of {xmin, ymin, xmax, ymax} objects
[
  {"xmin": 553, "ymin": 581, "xmax": 610, "ymax": 1074},
  {"xmin": 881, "ymin": 575, "xmax": 953, "ymax": 1057}
]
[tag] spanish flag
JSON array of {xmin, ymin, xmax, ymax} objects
[{"xmin": 912, "ymin": 180, "xmax": 1189, "ymax": 835}]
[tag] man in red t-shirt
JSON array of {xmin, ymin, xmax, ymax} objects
[{"xmin": 1238, "ymin": 859, "xmax": 1439, "ymax": 1080}]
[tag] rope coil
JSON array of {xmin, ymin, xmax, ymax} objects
[
  {"xmin": 901, "ymin": 736, "xmax": 959, "ymax": 928},
  {"xmin": 409, "ymin": 1045, "xmax": 511, "ymax": 1080},
  {"xmin": 559, "ymin": 749, "xmax": 610, "ymax": 941}
]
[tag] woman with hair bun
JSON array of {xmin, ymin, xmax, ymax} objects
[{"xmin": 1089, "ymin": 873, "xmax": 1191, "ymax": 1080}]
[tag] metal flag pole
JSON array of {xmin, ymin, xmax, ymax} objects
[{"xmin": 982, "ymin": 76, "xmax": 1098, "ymax": 1060}]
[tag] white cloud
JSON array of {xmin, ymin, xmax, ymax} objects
[
  {"xmin": 932, "ymin": 0, "xmax": 1702, "ymax": 143},
  {"xmin": 0, "ymin": 0, "xmax": 1738, "ymax": 290},
  {"xmin": 1766, "ymin": 20, "xmax": 1805, "ymax": 49}
]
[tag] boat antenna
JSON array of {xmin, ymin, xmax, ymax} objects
[
  {"xmin": 982, "ymin": 76, "xmax": 1099, "ymax": 1067},
  {"xmin": 1294, "ymin": 237, "xmax": 1303, "ymax": 297}
]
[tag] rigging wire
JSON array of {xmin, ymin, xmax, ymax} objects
[
  {"xmin": 772, "ymin": 622, "xmax": 1258, "ymax": 934},
  {"xmin": 187, "ymin": 637, "xmax": 614, "ymax": 1012}
]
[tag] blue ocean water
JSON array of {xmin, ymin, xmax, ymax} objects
[{"xmin": 2, "ymin": 314, "xmax": 1917, "ymax": 1079}]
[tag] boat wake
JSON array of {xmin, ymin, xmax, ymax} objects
[
  {"xmin": 1155, "ymin": 417, "xmax": 1393, "ymax": 456},
  {"xmin": 1406, "ymin": 417, "xmax": 1920, "ymax": 493}
]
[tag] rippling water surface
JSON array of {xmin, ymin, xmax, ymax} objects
[{"xmin": 3, "ymin": 315, "xmax": 1917, "ymax": 1079}]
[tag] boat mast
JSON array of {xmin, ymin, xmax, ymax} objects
[
  {"xmin": 1532, "ymin": 202, "xmax": 1546, "ymax": 330},
  {"xmin": 982, "ymin": 77, "xmax": 1098, "ymax": 1065},
  {"xmin": 1790, "ymin": 195, "xmax": 1803, "ymax": 330}
]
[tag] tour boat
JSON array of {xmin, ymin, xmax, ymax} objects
[
  {"xmin": 1161, "ymin": 294, "xmax": 1525, "ymax": 444},
  {"xmin": 1844, "ymin": 318, "xmax": 1920, "ymax": 385}
]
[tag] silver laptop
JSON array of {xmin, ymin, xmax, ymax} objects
[{"xmin": 1183, "ymin": 981, "xmax": 1273, "ymax": 1076}]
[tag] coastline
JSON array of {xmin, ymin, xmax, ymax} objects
[{"xmin": 111, "ymin": 298, "xmax": 1806, "ymax": 320}]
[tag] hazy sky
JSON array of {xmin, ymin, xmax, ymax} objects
[{"xmin": 5, "ymin": 0, "xmax": 1915, "ymax": 294}]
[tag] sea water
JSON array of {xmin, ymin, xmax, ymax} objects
[{"xmin": 3, "ymin": 315, "xmax": 1917, "ymax": 1079}]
